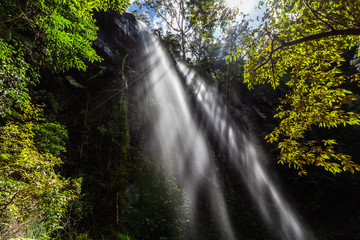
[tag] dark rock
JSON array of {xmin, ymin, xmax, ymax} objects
[{"xmin": 93, "ymin": 10, "xmax": 139, "ymax": 68}]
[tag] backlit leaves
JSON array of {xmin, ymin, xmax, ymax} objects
[
  {"xmin": 242, "ymin": 0, "xmax": 360, "ymax": 174},
  {"xmin": 0, "ymin": 0, "xmax": 130, "ymax": 237},
  {"xmin": 0, "ymin": 0, "xmax": 130, "ymax": 116},
  {"xmin": 0, "ymin": 40, "xmax": 38, "ymax": 117},
  {"xmin": 0, "ymin": 103, "xmax": 77, "ymax": 238}
]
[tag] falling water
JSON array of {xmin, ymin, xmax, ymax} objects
[
  {"xmin": 136, "ymin": 23, "xmax": 311, "ymax": 240},
  {"xmin": 177, "ymin": 63, "xmax": 312, "ymax": 240}
]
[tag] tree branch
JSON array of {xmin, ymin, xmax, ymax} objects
[
  {"xmin": 0, "ymin": 14, "xmax": 24, "ymax": 24},
  {"xmin": 0, "ymin": 0, "xmax": 31, "ymax": 24},
  {"xmin": 252, "ymin": 28, "xmax": 360, "ymax": 73},
  {"xmin": 1, "ymin": 190, "xmax": 20, "ymax": 212},
  {"xmin": 283, "ymin": 28, "xmax": 360, "ymax": 46}
]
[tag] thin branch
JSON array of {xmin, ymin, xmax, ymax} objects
[
  {"xmin": 324, "ymin": 13, "xmax": 356, "ymax": 29},
  {"xmin": 302, "ymin": 1, "xmax": 351, "ymax": 29},
  {"xmin": 178, "ymin": 0, "xmax": 184, "ymax": 31},
  {"xmin": 0, "ymin": 13, "xmax": 24, "ymax": 24},
  {"xmin": 0, "ymin": 0, "xmax": 31, "ymax": 24},
  {"xmin": 270, "ymin": 40, "xmax": 276, "ymax": 81},
  {"xmin": 2, "ymin": 192, "xmax": 19, "ymax": 210},
  {"xmin": 303, "ymin": 0, "xmax": 335, "ymax": 30},
  {"xmin": 157, "ymin": 11, "xmax": 181, "ymax": 33},
  {"xmin": 212, "ymin": 69, "xmax": 221, "ymax": 82},
  {"xmin": 2, "ymin": 211, "xmax": 43, "ymax": 239}
]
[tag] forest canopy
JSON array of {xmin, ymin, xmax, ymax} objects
[{"xmin": 232, "ymin": 0, "xmax": 360, "ymax": 175}]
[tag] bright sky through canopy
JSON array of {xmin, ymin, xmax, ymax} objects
[
  {"xmin": 224, "ymin": 0, "xmax": 243, "ymax": 8},
  {"xmin": 224, "ymin": 0, "xmax": 257, "ymax": 14}
]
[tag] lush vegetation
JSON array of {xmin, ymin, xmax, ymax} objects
[
  {"xmin": 1, "ymin": 0, "xmax": 360, "ymax": 239},
  {"xmin": 0, "ymin": 0, "xmax": 128, "ymax": 116},
  {"xmin": 0, "ymin": 0, "xmax": 130, "ymax": 238},
  {"xmin": 232, "ymin": 0, "xmax": 360, "ymax": 175},
  {"xmin": 0, "ymin": 103, "xmax": 78, "ymax": 239}
]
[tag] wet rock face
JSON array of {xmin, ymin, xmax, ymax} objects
[
  {"xmin": 71, "ymin": 10, "xmax": 140, "ymax": 114},
  {"xmin": 93, "ymin": 10, "xmax": 139, "ymax": 66}
]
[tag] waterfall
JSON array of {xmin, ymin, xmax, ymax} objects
[{"xmin": 135, "ymin": 22, "xmax": 312, "ymax": 240}]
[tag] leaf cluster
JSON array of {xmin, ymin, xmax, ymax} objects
[
  {"xmin": 0, "ymin": 103, "xmax": 78, "ymax": 239},
  {"xmin": 0, "ymin": 0, "xmax": 130, "ymax": 117},
  {"xmin": 0, "ymin": 0, "xmax": 130, "ymax": 70},
  {"xmin": 0, "ymin": 39, "xmax": 37, "ymax": 117}
]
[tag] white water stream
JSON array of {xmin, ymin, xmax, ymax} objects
[{"xmin": 136, "ymin": 23, "xmax": 311, "ymax": 239}]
